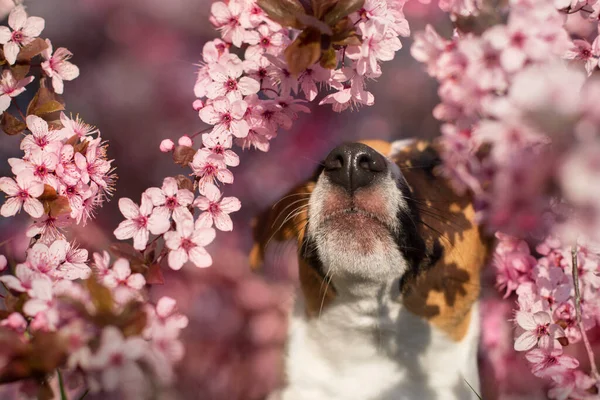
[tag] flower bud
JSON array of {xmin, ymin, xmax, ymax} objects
[
  {"xmin": 160, "ymin": 139, "xmax": 175, "ymax": 152},
  {"xmin": 178, "ymin": 135, "xmax": 193, "ymax": 147}
]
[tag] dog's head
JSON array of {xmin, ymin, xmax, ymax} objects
[{"xmin": 251, "ymin": 140, "xmax": 491, "ymax": 340}]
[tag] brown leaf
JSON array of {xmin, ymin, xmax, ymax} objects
[
  {"xmin": 296, "ymin": 13, "xmax": 333, "ymax": 35},
  {"xmin": 1, "ymin": 112, "xmax": 26, "ymax": 136},
  {"xmin": 38, "ymin": 185, "xmax": 58, "ymax": 202},
  {"xmin": 173, "ymin": 145, "xmax": 196, "ymax": 166},
  {"xmin": 73, "ymin": 139, "xmax": 89, "ymax": 155},
  {"xmin": 284, "ymin": 28, "xmax": 322, "ymax": 77},
  {"xmin": 27, "ymin": 87, "xmax": 65, "ymax": 117},
  {"xmin": 311, "ymin": 0, "xmax": 337, "ymax": 19},
  {"xmin": 86, "ymin": 277, "xmax": 114, "ymax": 316},
  {"xmin": 176, "ymin": 175, "xmax": 194, "ymax": 191},
  {"xmin": 46, "ymin": 196, "xmax": 71, "ymax": 217},
  {"xmin": 323, "ymin": 0, "xmax": 364, "ymax": 26},
  {"xmin": 16, "ymin": 38, "xmax": 49, "ymax": 63},
  {"xmin": 10, "ymin": 63, "xmax": 30, "ymax": 81},
  {"xmin": 145, "ymin": 263, "xmax": 165, "ymax": 285},
  {"xmin": 319, "ymin": 47, "xmax": 338, "ymax": 69},
  {"xmin": 257, "ymin": 0, "xmax": 306, "ymax": 28},
  {"xmin": 119, "ymin": 302, "xmax": 148, "ymax": 337},
  {"xmin": 557, "ymin": 336, "xmax": 569, "ymax": 347}
]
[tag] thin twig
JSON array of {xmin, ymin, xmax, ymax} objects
[{"xmin": 571, "ymin": 247, "xmax": 600, "ymax": 384}]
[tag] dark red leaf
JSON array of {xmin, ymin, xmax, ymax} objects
[
  {"xmin": 323, "ymin": 0, "xmax": 365, "ymax": 26},
  {"xmin": 1, "ymin": 112, "xmax": 26, "ymax": 136},
  {"xmin": 257, "ymin": 0, "xmax": 306, "ymax": 28},
  {"xmin": 16, "ymin": 38, "xmax": 49, "ymax": 63}
]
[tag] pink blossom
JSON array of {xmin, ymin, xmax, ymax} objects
[
  {"xmin": 347, "ymin": 21, "xmax": 402, "ymax": 76},
  {"xmin": 548, "ymin": 370, "xmax": 597, "ymax": 400},
  {"xmin": 236, "ymin": 126, "xmax": 271, "ymax": 152},
  {"xmin": 0, "ymin": 172, "xmax": 44, "ymax": 218},
  {"xmin": 74, "ymin": 139, "xmax": 113, "ymax": 190},
  {"xmin": 0, "ymin": 69, "xmax": 34, "ymax": 113},
  {"xmin": 60, "ymin": 112, "xmax": 98, "ymax": 139},
  {"xmin": 525, "ymin": 348, "xmax": 579, "ymax": 378},
  {"xmin": 0, "ymin": 312, "xmax": 27, "ymax": 334},
  {"xmin": 194, "ymin": 183, "xmax": 241, "ymax": 231},
  {"xmin": 245, "ymin": 24, "xmax": 286, "ymax": 60},
  {"xmin": 0, "ymin": 5, "xmax": 45, "ymax": 64},
  {"xmin": 89, "ymin": 326, "xmax": 147, "ymax": 392},
  {"xmin": 199, "ymin": 97, "xmax": 249, "ymax": 141},
  {"xmin": 41, "ymin": 39, "xmax": 79, "ymax": 94},
  {"xmin": 514, "ymin": 310, "xmax": 565, "ymax": 351},
  {"xmin": 57, "ymin": 243, "xmax": 90, "ymax": 280},
  {"xmin": 0, "ymin": 263, "xmax": 43, "ymax": 295},
  {"xmin": 201, "ymin": 135, "xmax": 240, "ymax": 167},
  {"xmin": 189, "ymin": 151, "xmax": 234, "ymax": 192},
  {"xmin": 206, "ymin": 54, "xmax": 259, "ymax": 101},
  {"xmin": 102, "ymin": 258, "xmax": 146, "ymax": 292},
  {"xmin": 22, "ymin": 276, "xmax": 54, "ymax": 318},
  {"xmin": 298, "ymin": 65, "xmax": 330, "ymax": 101},
  {"xmin": 0, "ymin": 254, "xmax": 6, "ymax": 272},
  {"xmin": 9, "ymin": 149, "xmax": 59, "ymax": 189},
  {"xmin": 25, "ymin": 239, "xmax": 68, "ymax": 276},
  {"xmin": 113, "ymin": 195, "xmax": 171, "ymax": 250},
  {"xmin": 20, "ymin": 115, "xmax": 63, "ymax": 155},
  {"xmin": 210, "ymin": 1, "xmax": 258, "ymax": 47},
  {"xmin": 163, "ymin": 212, "xmax": 216, "ymax": 270},
  {"xmin": 144, "ymin": 176, "xmax": 194, "ymax": 220},
  {"xmin": 319, "ymin": 68, "xmax": 374, "ymax": 112}
]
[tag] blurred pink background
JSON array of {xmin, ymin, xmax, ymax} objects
[{"xmin": 0, "ymin": 1, "xmax": 564, "ymax": 399}]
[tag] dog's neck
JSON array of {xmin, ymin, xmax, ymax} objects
[{"xmin": 278, "ymin": 277, "xmax": 482, "ymax": 400}]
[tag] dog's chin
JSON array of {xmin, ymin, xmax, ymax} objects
[{"xmin": 321, "ymin": 208, "xmax": 393, "ymax": 253}]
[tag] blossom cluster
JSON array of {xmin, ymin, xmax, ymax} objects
[
  {"xmin": 0, "ymin": 5, "xmax": 187, "ymax": 398},
  {"xmin": 412, "ymin": 0, "xmax": 600, "ymax": 397},
  {"xmin": 137, "ymin": 0, "xmax": 411, "ymax": 270}
]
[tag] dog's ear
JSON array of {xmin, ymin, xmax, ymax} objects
[{"xmin": 249, "ymin": 179, "xmax": 316, "ymax": 271}]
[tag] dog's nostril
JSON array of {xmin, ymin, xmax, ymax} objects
[
  {"xmin": 325, "ymin": 154, "xmax": 344, "ymax": 171},
  {"xmin": 323, "ymin": 142, "xmax": 388, "ymax": 192}
]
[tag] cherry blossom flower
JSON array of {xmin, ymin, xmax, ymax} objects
[
  {"xmin": 514, "ymin": 310, "xmax": 565, "ymax": 351},
  {"xmin": 22, "ymin": 276, "xmax": 55, "ymax": 320},
  {"xmin": 199, "ymin": 97, "xmax": 249, "ymax": 141},
  {"xmin": 0, "ymin": 263, "xmax": 43, "ymax": 295},
  {"xmin": 113, "ymin": 195, "xmax": 171, "ymax": 250},
  {"xmin": 145, "ymin": 177, "xmax": 194, "ymax": 221},
  {"xmin": 0, "ymin": 5, "xmax": 45, "ymax": 65},
  {"xmin": 89, "ymin": 326, "xmax": 147, "ymax": 392},
  {"xmin": 206, "ymin": 54, "xmax": 260, "ymax": 101},
  {"xmin": 0, "ymin": 254, "xmax": 6, "ymax": 272},
  {"xmin": 0, "ymin": 172, "xmax": 44, "ymax": 218},
  {"xmin": 41, "ymin": 39, "xmax": 79, "ymax": 94},
  {"xmin": 25, "ymin": 239, "xmax": 68, "ymax": 276},
  {"xmin": 201, "ymin": 135, "xmax": 240, "ymax": 167},
  {"xmin": 59, "ymin": 112, "xmax": 98, "ymax": 139},
  {"xmin": 20, "ymin": 114, "xmax": 63, "ymax": 155},
  {"xmin": 0, "ymin": 312, "xmax": 27, "ymax": 334},
  {"xmin": 102, "ymin": 258, "xmax": 146, "ymax": 303},
  {"xmin": 189, "ymin": 151, "xmax": 234, "ymax": 192},
  {"xmin": 210, "ymin": 1, "xmax": 258, "ymax": 47},
  {"xmin": 0, "ymin": 69, "xmax": 34, "ymax": 113},
  {"xmin": 194, "ymin": 183, "xmax": 241, "ymax": 231},
  {"xmin": 525, "ymin": 348, "xmax": 579, "ymax": 378},
  {"xmin": 57, "ymin": 244, "xmax": 90, "ymax": 280},
  {"xmin": 163, "ymin": 212, "xmax": 216, "ymax": 270}
]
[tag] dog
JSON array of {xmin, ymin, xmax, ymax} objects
[{"xmin": 250, "ymin": 139, "xmax": 492, "ymax": 400}]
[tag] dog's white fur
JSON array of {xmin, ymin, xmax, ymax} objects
[{"xmin": 270, "ymin": 141, "xmax": 482, "ymax": 400}]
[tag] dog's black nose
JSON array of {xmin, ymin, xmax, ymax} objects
[{"xmin": 323, "ymin": 143, "xmax": 388, "ymax": 192}]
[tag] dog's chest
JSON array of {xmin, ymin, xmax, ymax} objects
[{"xmin": 277, "ymin": 294, "xmax": 481, "ymax": 400}]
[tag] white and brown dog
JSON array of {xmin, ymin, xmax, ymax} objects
[{"xmin": 251, "ymin": 140, "xmax": 491, "ymax": 400}]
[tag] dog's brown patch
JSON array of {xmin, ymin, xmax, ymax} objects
[{"xmin": 393, "ymin": 141, "xmax": 490, "ymax": 341}]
